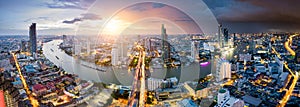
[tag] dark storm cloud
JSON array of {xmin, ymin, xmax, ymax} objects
[
  {"xmin": 46, "ymin": 0, "xmax": 95, "ymax": 10},
  {"xmin": 203, "ymin": 0, "xmax": 300, "ymax": 32},
  {"xmin": 62, "ymin": 13, "xmax": 101, "ymax": 24}
]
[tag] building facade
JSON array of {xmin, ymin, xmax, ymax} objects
[{"xmin": 29, "ymin": 23, "xmax": 37, "ymax": 56}]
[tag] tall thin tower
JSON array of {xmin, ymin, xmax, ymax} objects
[
  {"xmin": 29, "ymin": 23, "xmax": 37, "ymax": 56},
  {"xmin": 161, "ymin": 24, "xmax": 168, "ymax": 61},
  {"xmin": 218, "ymin": 24, "xmax": 223, "ymax": 48}
]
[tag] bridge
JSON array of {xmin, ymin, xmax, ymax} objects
[{"xmin": 127, "ymin": 45, "xmax": 147, "ymax": 107}]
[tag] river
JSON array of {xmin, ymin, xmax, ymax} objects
[{"xmin": 43, "ymin": 40, "xmax": 218, "ymax": 86}]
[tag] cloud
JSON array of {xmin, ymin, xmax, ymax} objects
[
  {"xmin": 152, "ymin": 3, "xmax": 166, "ymax": 8},
  {"xmin": 203, "ymin": 0, "xmax": 300, "ymax": 32},
  {"xmin": 130, "ymin": 5, "xmax": 147, "ymax": 12},
  {"xmin": 81, "ymin": 13, "xmax": 102, "ymax": 20},
  {"xmin": 24, "ymin": 17, "xmax": 51, "ymax": 22},
  {"xmin": 46, "ymin": 0, "xmax": 95, "ymax": 10},
  {"xmin": 62, "ymin": 13, "xmax": 101, "ymax": 24},
  {"xmin": 62, "ymin": 18, "xmax": 81, "ymax": 24}
]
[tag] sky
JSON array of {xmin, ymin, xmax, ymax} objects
[{"xmin": 0, "ymin": 0, "xmax": 300, "ymax": 35}]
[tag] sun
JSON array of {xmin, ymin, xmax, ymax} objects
[{"xmin": 102, "ymin": 18, "xmax": 131, "ymax": 36}]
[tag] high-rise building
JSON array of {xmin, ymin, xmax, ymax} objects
[
  {"xmin": 191, "ymin": 41, "xmax": 199, "ymax": 61},
  {"xmin": 216, "ymin": 59, "xmax": 231, "ymax": 82},
  {"xmin": 111, "ymin": 45, "xmax": 119, "ymax": 66},
  {"xmin": 218, "ymin": 24, "xmax": 223, "ymax": 48},
  {"xmin": 29, "ymin": 23, "xmax": 37, "ymax": 56},
  {"xmin": 161, "ymin": 24, "xmax": 169, "ymax": 61},
  {"xmin": 223, "ymin": 28, "xmax": 229, "ymax": 45}
]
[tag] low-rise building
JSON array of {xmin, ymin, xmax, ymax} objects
[{"xmin": 32, "ymin": 84, "xmax": 47, "ymax": 96}]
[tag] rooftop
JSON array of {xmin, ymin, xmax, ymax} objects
[
  {"xmin": 242, "ymin": 95, "xmax": 262, "ymax": 106},
  {"xmin": 33, "ymin": 84, "xmax": 46, "ymax": 91}
]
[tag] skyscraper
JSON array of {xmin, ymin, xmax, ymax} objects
[
  {"xmin": 223, "ymin": 28, "xmax": 229, "ymax": 45},
  {"xmin": 191, "ymin": 41, "xmax": 199, "ymax": 61},
  {"xmin": 216, "ymin": 59, "xmax": 231, "ymax": 82},
  {"xmin": 29, "ymin": 23, "xmax": 37, "ymax": 56},
  {"xmin": 218, "ymin": 24, "xmax": 223, "ymax": 47},
  {"xmin": 161, "ymin": 24, "xmax": 169, "ymax": 61}
]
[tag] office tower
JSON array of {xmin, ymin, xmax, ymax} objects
[
  {"xmin": 111, "ymin": 45, "xmax": 119, "ymax": 66},
  {"xmin": 216, "ymin": 59, "xmax": 231, "ymax": 82},
  {"xmin": 29, "ymin": 23, "xmax": 37, "ymax": 56},
  {"xmin": 218, "ymin": 24, "xmax": 223, "ymax": 47},
  {"xmin": 161, "ymin": 24, "xmax": 169, "ymax": 61},
  {"xmin": 223, "ymin": 28, "xmax": 229, "ymax": 45},
  {"xmin": 0, "ymin": 72, "xmax": 20, "ymax": 107},
  {"xmin": 119, "ymin": 41, "xmax": 128, "ymax": 61},
  {"xmin": 191, "ymin": 41, "xmax": 198, "ymax": 61}
]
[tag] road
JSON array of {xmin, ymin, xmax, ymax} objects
[
  {"xmin": 128, "ymin": 45, "xmax": 147, "ymax": 107},
  {"xmin": 273, "ymin": 34, "xmax": 299, "ymax": 107},
  {"xmin": 12, "ymin": 53, "xmax": 39, "ymax": 107},
  {"xmin": 284, "ymin": 34, "xmax": 297, "ymax": 56}
]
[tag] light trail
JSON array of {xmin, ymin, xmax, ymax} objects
[
  {"xmin": 128, "ymin": 45, "xmax": 148, "ymax": 107},
  {"xmin": 139, "ymin": 50, "xmax": 146, "ymax": 107},
  {"xmin": 12, "ymin": 53, "xmax": 39, "ymax": 107},
  {"xmin": 284, "ymin": 34, "xmax": 297, "ymax": 56},
  {"xmin": 273, "ymin": 34, "xmax": 299, "ymax": 107}
]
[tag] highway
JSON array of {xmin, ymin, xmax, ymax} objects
[
  {"xmin": 128, "ymin": 45, "xmax": 147, "ymax": 107},
  {"xmin": 12, "ymin": 53, "xmax": 39, "ymax": 107},
  {"xmin": 284, "ymin": 34, "xmax": 297, "ymax": 56},
  {"xmin": 273, "ymin": 34, "xmax": 299, "ymax": 107}
]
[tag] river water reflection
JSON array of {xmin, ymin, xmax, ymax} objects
[{"xmin": 43, "ymin": 40, "xmax": 217, "ymax": 86}]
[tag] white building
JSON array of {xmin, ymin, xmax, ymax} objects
[
  {"xmin": 111, "ymin": 46, "xmax": 119, "ymax": 66},
  {"xmin": 215, "ymin": 88, "xmax": 244, "ymax": 107},
  {"xmin": 216, "ymin": 59, "xmax": 231, "ymax": 82},
  {"xmin": 147, "ymin": 78, "xmax": 164, "ymax": 91}
]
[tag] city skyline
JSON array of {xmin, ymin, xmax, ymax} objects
[
  {"xmin": 1, "ymin": 0, "xmax": 300, "ymax": 35},
  {"xmin": 0, "ymin": 1, "xmax": 300, "ymax": 106}
]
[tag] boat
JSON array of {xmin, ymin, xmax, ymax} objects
[{"xmin": 55, "ymin": 56, "xmax": 59, "ymax": 60}]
